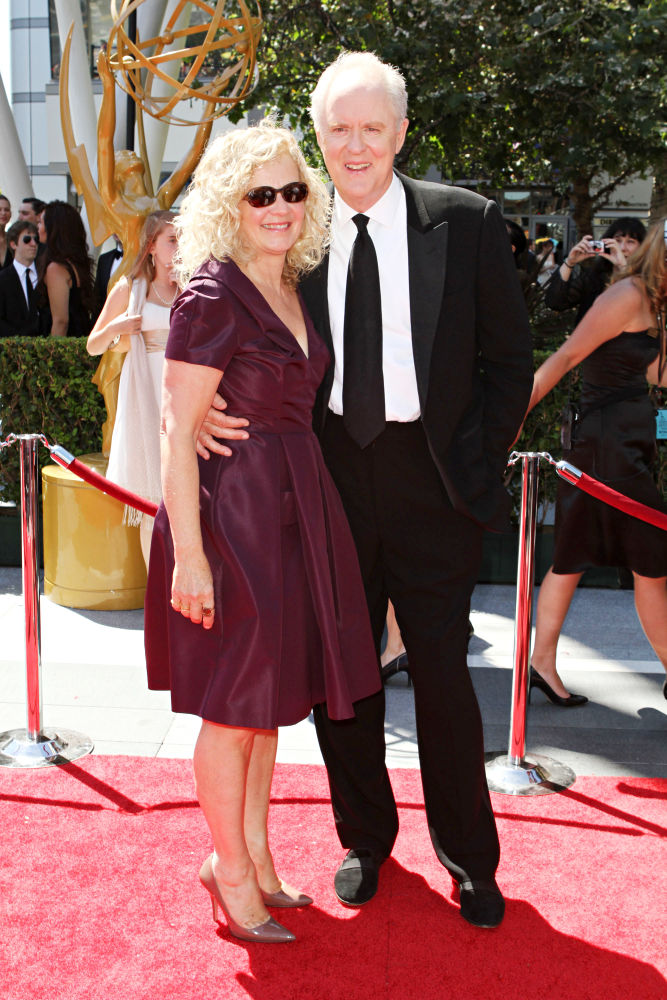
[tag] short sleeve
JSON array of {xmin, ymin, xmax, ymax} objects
[{"xmin": 166, "ymin": 271, "xmax": 238, "ymax": 371}]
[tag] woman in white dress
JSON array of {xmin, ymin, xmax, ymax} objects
[{"xmin": 87, "ymin": 210, "xmax": 178, "ymax": 565}]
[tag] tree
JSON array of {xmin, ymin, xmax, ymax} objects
[
  {"xmin": 243, "ymin": 0, "xmax": 667, "ymax": 235},
  {"xmin": 235, "ymin": 0, "xmax": 496, "ymax": 175},
  {"xmin": 487, "ymin": 0, "xmax": 667, "ymax": 234}
]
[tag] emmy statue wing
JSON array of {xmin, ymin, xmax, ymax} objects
[{"xmin": 59, "ymin": 26, "xmax": 113, "ymax": 246}]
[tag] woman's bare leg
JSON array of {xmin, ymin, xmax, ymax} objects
[
  {"xmin": 632, "ymin": 573, "xmax": 667, "ymax": 675},
  {"xmin": 193, "ymin": 720, "xmax": 270, "ymax": 929},
  {"xmin": 531, "ymin": 567, "xmax": 584, "ymax": 698},
  {"xmin": 139, "ymin": 514, "xmax": 154, "ymax": 570},
  {"xmin": 381, "ymin": 599, "xmax": 406, "ymax": 668},
  {"xmin": 243, "ymin": 728, "xmax": 281, "ymax": 892}
]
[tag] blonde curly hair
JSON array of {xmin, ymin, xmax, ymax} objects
[{"xmin": 175, "ymin": 121, "xmax": 330, "ymax": 288}]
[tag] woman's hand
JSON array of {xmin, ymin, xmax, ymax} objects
[
  {"xmin": 601, "ymin": 238, "xmax": 626, "ymax": 272},
  {"xmin": 105, "ymin": 312, "xmax": 142, "ymax": 352},
  {"xmin": 562, "ymin": 235, "xmax": 601, "ymax": 270},
  {"xmin": 171, "ymin": 550, "xmax": 215, "ymax": 629},
  {"xmin": 106, "ymin": 312, "xmax": 142, "ymax": 337}
]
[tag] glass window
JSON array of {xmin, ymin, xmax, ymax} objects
[
  {"xmin": 503, "ymin": 191, "xmax": 531, "ymax": 215},
  {"xmin": 48, "ymin": 0, "xmax": 114, "ymax": 79}
]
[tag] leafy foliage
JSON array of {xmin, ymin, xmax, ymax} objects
[
  {"xmin": 0, "ymin": 338, "xmax": 105, "ymax": 505},
  {"xmin": 245, "ymin": 0, "xmax": 667, "ymax": 232}
]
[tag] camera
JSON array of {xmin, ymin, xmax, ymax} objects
[{"xmin": 589, "ymin": 240, "xmax": 605, "ymax": 252}]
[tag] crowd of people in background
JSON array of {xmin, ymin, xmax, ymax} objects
[{"xmin": 0, "ymin": 195, "xmax": 96, "ymax": 340}]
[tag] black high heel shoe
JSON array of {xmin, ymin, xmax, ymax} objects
[
  {"xmin": 381, "ymin": 651, "xmax": 411, "ymax": 685},
  {"xmin": 529, "ymin": 666, "xmax": 588, "ymax": 708}
]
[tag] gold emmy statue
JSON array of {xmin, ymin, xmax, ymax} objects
[
  {"xmin": 47, "ymin": 1, "xmax": 261, "ymax": 610},
  {"xmin": 60, "ymin": 0, "xmax": 262, "ymax": 451}
]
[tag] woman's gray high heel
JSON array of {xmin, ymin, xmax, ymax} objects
[{"xmin": 199, "ymin": 856, "xmax": 296, "ymax": 943}]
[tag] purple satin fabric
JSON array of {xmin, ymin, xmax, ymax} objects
[{"xmin": 144, "ymin": 259, "xmax": 380, "ymax": 729}]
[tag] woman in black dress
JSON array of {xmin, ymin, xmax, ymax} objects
[
  {"xmin": 144, "ymin": 123, "xmax": 379, "ymax": 943},
  {"xmin": 527, "ymin": 219, "xmax": 667, "ymax": 705},
  {"xmin": 0, "ymin": 196, "xmax": 13, "ymax": 270},
  {"xmin": 38, "ymin": 201, "xmax": 94, "ymax": 337}
]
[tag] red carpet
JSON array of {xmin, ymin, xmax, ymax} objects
[{"xmin": 1, "ymin": 757, "xmax": 665, "ymax": 1000}]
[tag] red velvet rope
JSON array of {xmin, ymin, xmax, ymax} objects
[
  {"xmin": 558, "ymin": 467, "xmax": 667, "ymax": 532},
  {"xmin": 51, "ymin": 445, "xmax": 667, "ymax": 533},
  {"xmin": 51, "ymin": 450, "xmax": 159, "ymax": 518}
]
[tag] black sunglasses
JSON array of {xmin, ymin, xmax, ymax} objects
[
  {"xmin": 243, "ymin": 182, "xmax": 309, "ymax": 208},
  {"xmin": 21, "ymin": 234, "xmax": 39, "ymax": 244}
]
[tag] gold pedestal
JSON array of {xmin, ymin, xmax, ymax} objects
[{"xmin": 42, "ymin": 453, "xmax": 146, "ymax": 610}]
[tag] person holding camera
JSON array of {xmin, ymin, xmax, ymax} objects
[{"xmin": 546, "ymin": 217, "xmax": 646, "ymax": 324}]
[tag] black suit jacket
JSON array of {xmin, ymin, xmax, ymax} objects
[
  {"xmin": 0, "ymin": 264, "xmax": 48, "ymax": 338},
  {"xmin": 94, "ymin": 247, "xmax": 123, "ymax": 316},
  {"xmin": 300, "ymin": 172, "xmax": 534, "ymax": 531}
]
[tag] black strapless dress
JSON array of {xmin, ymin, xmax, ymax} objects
[{"xmin": 553, "ymin": 330, "xmax": 667, "ymax": 578}]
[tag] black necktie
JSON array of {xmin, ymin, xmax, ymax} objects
[
  {"xmin": 25, "ymin": 269, "xmax": 34, "ymax": 308},
  {"xmin": 342, "ymin": 214, "xmax": 385, "ymax": 448}
]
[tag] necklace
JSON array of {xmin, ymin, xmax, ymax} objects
[{"xmin": 151, "ymin": 281, "xmax": 177, "ymax": 307}]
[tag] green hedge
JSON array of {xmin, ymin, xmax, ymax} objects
[
  {"xmin": 0, "ymin": 330, "xmax": 663, "ymax": 517},
  {"xmin": 0, "ymin": 338, "xmax": 105, "ymax": 505}
]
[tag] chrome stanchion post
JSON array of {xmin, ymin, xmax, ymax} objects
[
  {"xmin": 486, "ymin": 453, "xmax": 576, "ymax": 795},
  {"xmin": 22, "ymin": 434, "xmax": 43, "ymax": 739},
  {"xmin": 0, "ymin": 434, "xmax": 93, "ymax": 767},
  {"xmin": 508, "ymin": 454, "xmax": 538, "ymax": 764}
]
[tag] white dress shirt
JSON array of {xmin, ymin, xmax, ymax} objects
[
  {"xmin": 13, "ymin": 259, "xmax": 37, "ymax": 307},
  {"xmin": 327, "ymin": 173, "xmax": 420, "ymax": 422}
]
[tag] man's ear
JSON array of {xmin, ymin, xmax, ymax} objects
[{"xmin": 395, "ymin": 118, "xmax": 409, "ymax": 155}]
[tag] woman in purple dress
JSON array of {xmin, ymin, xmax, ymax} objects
[{"xmin": 144, "ymin": 124, "xmax": 380, "ymax": 943}]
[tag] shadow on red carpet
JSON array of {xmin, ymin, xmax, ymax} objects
[{"xmin": 0, "ymin": 757, "xmax": 665, "ymax": 1000}]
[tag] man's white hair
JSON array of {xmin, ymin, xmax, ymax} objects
[{"xmin": 309, "ymin": 51, "xmax": 408, "ymax": 132}]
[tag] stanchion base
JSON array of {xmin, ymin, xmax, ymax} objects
[
  {"xmin": 485, "ymin": 752, "xmax": 576, "ymax": 796},
  {"xmin": 0, "ymin": 728, "xmax": 94, "ymax": 768}
]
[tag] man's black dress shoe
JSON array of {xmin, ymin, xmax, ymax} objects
[
  {"xmin": 334, "ymin": 849, "xmax": 384, "ymax": 906},
  {"xmin": 455, "ymin": 879, "xmax": 505, "ymax": 928}
]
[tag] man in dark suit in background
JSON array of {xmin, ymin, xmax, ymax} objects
[
  {"xmin": 0, "ymin": 221, "xmax": 47, "ymax": 337},
  {"xmin": 94, "ymin": 237, "xmax": 123, "ymax": 317},
  {"xmin": 200, "ymin": 51, "xmax": 533, "ymax": 928},
  {"xmin": 18, "ymin": 198, "xmax": 46, "ymax": 226}
]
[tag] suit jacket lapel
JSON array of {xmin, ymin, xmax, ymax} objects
[
  {"xmin": 399, "ymin": 173, "xmax": 448, "ymax": 412},
  {"xmin": 305, "ymin": 254, "xmax": 332, "ymax": 354},
  {"xmin": 12, "ymin": 268, "xmax": 30, "ymax": 318}
]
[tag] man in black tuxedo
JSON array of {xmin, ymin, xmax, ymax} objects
[
  {"xmin": 200, "ymin": 52, "xmax": 533, "ymax": 928},
  {"xmin": 18, "ymin": 197, "xmax": 45, "ymax": 226},
  {"xmin": 94, "ymin": 237, "xmax": 123, "ymax": 317},
  {"xmin": 0, "ymin": 221, "xmax": 47, "ymax": 337}
]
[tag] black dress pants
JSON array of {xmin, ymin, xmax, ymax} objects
[{"xmin": 314, "ymin": 415, "xmax": 500, "ymax": 882}]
